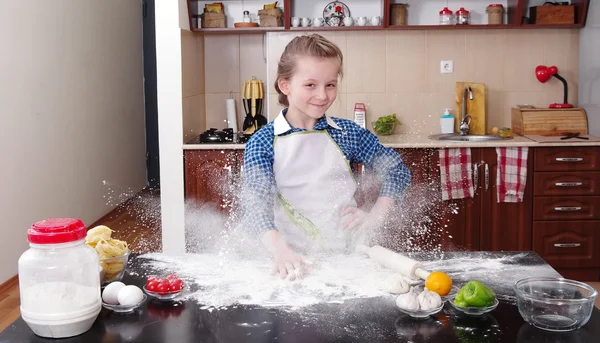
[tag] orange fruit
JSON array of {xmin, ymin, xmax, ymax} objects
[{"xmin": 425, "ymin": 271, "xmax": 453, "ymax": 296}]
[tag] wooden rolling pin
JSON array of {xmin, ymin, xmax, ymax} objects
[{"xmin": 356, "ymin": 244, "xmax": 431, "ymax": 280}]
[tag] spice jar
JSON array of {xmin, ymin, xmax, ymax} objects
[
  {"xmin": 18, "ymin": 218, "xmax": 101, "ymax": 338},
  {"xmin": 439, "ymin": 7, "xmax": 454, "ymax": 25},
  {"xmin": 456, "ymin": 7, "xmax": 470, "ymax": 25},
  {"xmin": 243, "ymin": 10, "xmax": 251, "ymax": 23},
  {"xmin": 487, "ymin": 4, "xmax": 504, "ymax": 25}
]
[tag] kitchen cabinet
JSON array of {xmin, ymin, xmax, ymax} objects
[
  {"xmin": 187, "ymin": 0, "xmax": 589, "ymax": 33},
  {"xmin": 184, "ymin": 150, "xmax": 243, "ymax": 213},
  {"xmin": 531, "ymin": 146, "xmax": 600, "ymax": 281},
  {"xmin": 429, "ymin": 148, "xmax": 534, "ymax": 252}
]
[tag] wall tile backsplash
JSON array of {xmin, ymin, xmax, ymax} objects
[{"xmin": 183, "ymin": 28, "xmax": 579, "ymax": 137}]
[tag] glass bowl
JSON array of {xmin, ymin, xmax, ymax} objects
[
  {"xmin": 414, "ymin": 284, "xmax": 459, "ymax": 303},
  {"xmin": 514, "ymin": 277, "xmax": 597, "ymax": 332},
  {"xmin": 396, "ymin": 298, "xmax": 444, "ymax": 319},
  {"xmin": 102, "ymin": 294, "xmax": 147, "ymax": 313},
  {"xmin": 449, "ymin": 298, "xmax": 499, "ymax": 316},
  {"xmin": 143, "ymin": 285, "xmax": 186, "ymax": 302},
  {"xmin": 372, "ymin": 121, "xmax": 397, "ymax": 136},
  {"xmin": 99, "ymin": 250, "xmax": 130, "ymax": 286}
]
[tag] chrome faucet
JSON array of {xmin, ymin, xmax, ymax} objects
[{"xmin": 459, "ymin": 86, "xmax": 473, "ymax": 136}]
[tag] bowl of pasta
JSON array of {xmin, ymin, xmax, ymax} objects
[{"xmin": 85, "ymin": 225, "xmax": 130, "ymax": 285}]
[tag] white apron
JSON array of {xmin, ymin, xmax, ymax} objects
[{"xmin": 273, "ymin": 118, "xmax": 357, "ymax": 253}]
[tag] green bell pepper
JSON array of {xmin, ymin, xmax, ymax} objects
[
  {"xmin": 461, "ymin": 280, "xmax": 496, "ymax": 307},
  {"xmin": 453, "ymin": 291, "xmax": 469, "ymax": 307}
]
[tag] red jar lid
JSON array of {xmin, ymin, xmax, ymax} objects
[
  {"xmin": 439, "ymin": 7, "xmax": 453, "ymax": 15},
  {"xmin": 457, "ymin": 7, "xmax": 469, "ymax": 15},
  {"xmin": 488, "ymin": 4, "xmax": 504, "ymax": 7},
  {"xmin": 27, "ymin": 218, "xmax": 87, "ymax": 244}
]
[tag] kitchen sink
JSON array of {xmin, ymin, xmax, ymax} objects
[{"xmin": 428, "ymin": 134, "xmax": 508, "ymax": 142}]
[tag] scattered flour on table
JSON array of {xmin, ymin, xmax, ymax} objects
[
  {"xmin": 137, "ymin": 252, "xmax": 559, "ymax": 309},
  {"xmin": 138, "ymin": 252, "xmax": 400, "ymax": 309}
]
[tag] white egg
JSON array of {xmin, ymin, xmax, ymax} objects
[
  {"xmin": 117, "ymin": 285, "xmax": 144, "ymax": 306},
  {"xmin": 102, "ymin": 281, "xmax": 126, "ymax": 305}
]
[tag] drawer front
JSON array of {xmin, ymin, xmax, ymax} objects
[
  {"xmin": 533, "ymin": 171, "xmax": 600, "ymax": 196},
  {"xmin": 534, "ymin": 147, "xmax": 599, "ymax": 171},
  {"xmin": 533, "ymin": 221, "xmax": 600, "ymax": 268},
  {"xmin": 533, "ymin": 196, "xmax": 600, "ymax": 220}
]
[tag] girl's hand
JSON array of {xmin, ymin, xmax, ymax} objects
[
  {"xmin": 271, "ymin": 244, "xmax": 309, "ymax": 281},
  {"xmin": 261, "ymin": 230, "xmax": 310, "ymax": 280},
  {"xmin": 340, "ymin": 206, "xmax": 368, "ymax": 231}
]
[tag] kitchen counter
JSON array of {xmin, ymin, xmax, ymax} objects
[
  {"xmin": 184, "ymin": 133, "xmax": 600, "ymax": 150},
  {"xmin": 2, "ymin": 252, "xmax": 599, "ymax": 343}
]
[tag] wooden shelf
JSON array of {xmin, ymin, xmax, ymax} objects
[
  {"xmin": 388, "ymin": 24, "xmax": 517, "ymax": 30},
  {"xmin": 187, "ymin": 0, "xmax": 590, "ymax": 34},
  {"xmin": 191, "ymin": 27, "xmax": 285, "ymax": 33},
  {"xmin": 519, "ymin": 23, "xmax": 585, "ymax": 29},
  {"xmin": 289, "ymin": 25, "xmax": 383, "ymax": 31}
]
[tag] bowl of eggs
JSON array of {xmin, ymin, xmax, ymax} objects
[{"xmin": 102, "ymin": 282, "xmax": 146, "ymax": 313}]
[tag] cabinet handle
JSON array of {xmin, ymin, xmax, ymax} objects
[
  {"xmin": 485, "ymin": 163, "xmax": 489, "ymax": 192},
  {"xmin": 473, "ymin": 164, "xmax": 479, "ymax": 193},
  {"xmin": 555, "ymin": 182, "xmax": 583, "ymax": 187},
  {"xmin": 224, "ymin": 166, "xmax": 232, "ymax": 184},
  {"xmin": 555, "ymin": 157, "xmax": 583, "ymax": 162},
  {"xmin": 553, "ymin": 243, "xmax": 581, "ymax": 248},
  {"xmin": 360, "ymin": 164, "xmax": 365, "ymax": 185},
  {"xmin": 554, "ymin": 206, "xmax": 582, "ymax": 212}
]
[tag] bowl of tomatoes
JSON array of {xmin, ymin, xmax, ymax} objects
[{"xmin": 143, "ymin": 274, "xmax": 186, "ymax": 302}]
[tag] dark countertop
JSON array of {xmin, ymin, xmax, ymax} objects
[{"xmin": 1, "ymin": 252, "xmax": 599, "ymax": 343}]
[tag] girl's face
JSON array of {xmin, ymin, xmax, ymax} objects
[{"xmin": 278, "ymin": 56, "xmax": 340, "ymax": 122}]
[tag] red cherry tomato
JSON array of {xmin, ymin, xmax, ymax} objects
[
  {"xmin": 156, "ymin": 281, "xmax": 170, "ymax": 295},
  {"xmin": 169, "ymin": 279, "xmax": 184, "ymax": 292},
  {"xmin": 147, "ymin": 275, "xmax": 161, "ymax": 284},
  {"xmin": 146, "ymin": 280, "xmax": 160, "ymax": 292},
  {"xmin": 165, "ymin": 274, "xmax": 179, "ymax": 282}
]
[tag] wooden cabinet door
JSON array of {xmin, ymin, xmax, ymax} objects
[
  {"xmin": 184, "ymin": 150, "xmax": 239, "ymax": 213},
  {"xmin": 479, "ymin": 148, "xmax": 533, "ymax": 251},
  {"xmin": 429, "ymin": 148, "xmax": 481, "ymax": 251}
]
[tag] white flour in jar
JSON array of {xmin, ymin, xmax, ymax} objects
[{"xmin": 20, "ymin": 282, "xmax": 100, "ymax": 314}]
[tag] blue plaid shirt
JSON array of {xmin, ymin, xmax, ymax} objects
[{"xmin": 242, "ymin": 109, "xmax": 411, "ymax": 235}]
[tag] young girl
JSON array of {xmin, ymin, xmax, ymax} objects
[{"xmin": 242, "ymin": 34, "xmax": 411, "ymax": 280}]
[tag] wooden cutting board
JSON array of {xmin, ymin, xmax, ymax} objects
[
  {"xmin": 525, "ymin": 134, "xmax": 600, "ymax": 143},
  {"xmin": 455, "ymin": 82, "xmax": 486, "ymax": 135}
]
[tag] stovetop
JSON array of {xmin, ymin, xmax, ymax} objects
[{"xmin": 187, "ymin": 128, "xmax": 250, "ymax": 144}]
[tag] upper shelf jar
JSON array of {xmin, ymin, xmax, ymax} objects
[
  {"xmin": 439, "ymin": 7, "xmax": 454, "ymax": 25},
  {"xmin": 487, "ymin": 4, "xmax": 504, "ymax": 25},
  {"xmin": 456, "ymin": 7, "xmax": 470, "ymax": 25}
]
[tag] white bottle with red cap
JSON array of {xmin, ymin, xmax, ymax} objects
[{"xmin": 18, "ymin": 218, "xmax": 101, "ymax": 338}]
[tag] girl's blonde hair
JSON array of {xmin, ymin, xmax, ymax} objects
[{"xmin": 274, "ymin": 34, "xmax": 344, "ymax": 107}]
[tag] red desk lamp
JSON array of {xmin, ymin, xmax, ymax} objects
[{"xmin": 535, "ymin": 65, "xmax": 573, "ymax": 108}]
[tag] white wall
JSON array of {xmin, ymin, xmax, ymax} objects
[
  {"xmin": 580, "ymin": 0, "xmax": 600, "ymax": 135},
  {"xmin": 157, "ymin": 0, "xmax": 186, "ymax": 253},
  {"xmin": 0, "ymin": 0, "xmax": 147, "ymax": 283}
]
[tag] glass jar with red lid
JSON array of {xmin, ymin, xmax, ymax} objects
[
  {"xmin": 456, "ymin": 7, "xmax": 470, "ymax": 25},
  {"xmin": 18, "ymin": 218, "xmax": 101, "ymax": 338},
  {"xmin": 439, "ymin": 7, "xmax": 454, "ymax": 25}
]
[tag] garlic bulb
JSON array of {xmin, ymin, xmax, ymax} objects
[
  {"xmin": 381, "ymin": 274, "xmax": 410, "ymax": 294},
  {"xmin": 417, "ymin": 288, "xmax": 442, "ymax": 310},
  {"xmin": 396, "ymin": 287, "xmax": 420, "ymax": 311}
]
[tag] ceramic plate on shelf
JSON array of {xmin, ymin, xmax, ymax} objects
[{"xmin": 323, "ymin": 1, "xmax": 350, "ymax": 26}]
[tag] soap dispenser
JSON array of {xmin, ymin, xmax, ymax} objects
[{"xmin": 440, "ymin": 109, "xmax": 454, "ymax": 134}]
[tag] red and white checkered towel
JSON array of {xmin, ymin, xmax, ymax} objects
[
  {"xmin": 496, "ymin": 147, "xmax": 529, "ymax": 203},
  {"xmin": 439, "ymin": 148, "xmax": 474, "ymax": 200}
]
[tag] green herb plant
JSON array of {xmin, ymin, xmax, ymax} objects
[{"xmin": 373, "ymin": 113, "xmax": 401, "ymax": 136}]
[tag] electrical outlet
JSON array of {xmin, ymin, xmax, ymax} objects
[{"xmin": 441, "ymin": 60, "xmax": 453, "ymax": 74}]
